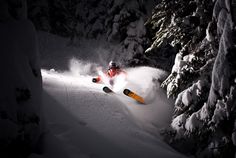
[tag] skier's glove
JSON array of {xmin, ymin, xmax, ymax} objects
[{"xmin": 92, "ymin": 78, "xmax": 97, "ymax": 83}]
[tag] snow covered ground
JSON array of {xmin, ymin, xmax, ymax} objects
[{"xmin": 39, "ymin": 32, "xmax": 186, "ymax": 158}]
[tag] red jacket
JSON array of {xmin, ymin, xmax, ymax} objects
[{"xmin": 93, "ymin": 68, "xmax": 126, "ymax": 83}]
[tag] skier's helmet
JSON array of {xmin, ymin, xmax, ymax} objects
[
  {"xmin": 108, "ymin": 61, "xmax": 117, "ymax": 69},
  {"xmin": 108, "ymin": 61, "xmax": 118, "ymax": 77}
]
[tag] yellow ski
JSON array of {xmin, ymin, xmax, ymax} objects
[{"xmin": 123, "ymin": 89, "xmax": 145, "ymax": 104}]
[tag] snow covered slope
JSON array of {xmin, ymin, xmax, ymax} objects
[
  {"xmin": 41, "ymin": 67, "xmax": 184, "ymax": 158},
  {"xmin": 38, "ymin": 31, "xmax": 185, "ymax": 158}
]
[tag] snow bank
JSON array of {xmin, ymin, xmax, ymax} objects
[{"xmin": 69, "ymin": 58, "xmax": 99, "ymax": 76}]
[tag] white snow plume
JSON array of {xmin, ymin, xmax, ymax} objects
[
  {"xmin": 41, "ymin": 68, "xmax": 103, "ymax": 93},
  {"xmin": 125, "ymin": 67, "xmax": 167, "ymax": 103},
  {"xmin": 114, "ymin": 67, "xmax": 175, "ymax": 130},
  {"xmin": 112, "ymin": 73, "xmax": 128, "ymax": 92},
  {"xmin": 97, "ymin": 68, "xmax": 128, "ymax": 93},
  {"xmin": 69, "ymin": 57, "xmax": 128, "ymax": 93},
  {"xmin": 69, "ymin": 57, "xmax": 99, "ymax": 76}
]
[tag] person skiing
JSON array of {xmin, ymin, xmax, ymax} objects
[
  {"xmin": 92, "ymin": 61, "xmax": 125, "ymax": 83},
  {"xmin": 92, "ymin": 61, "xmax": 145, "ymax": 104}
]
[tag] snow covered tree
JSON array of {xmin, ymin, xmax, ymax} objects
[
  {"xmin": 149, "ymin": 0, "xmax": 236, "ymax": 157},
  {"xmin": 27, "ymin": 0, "xmax": 158, "ymax": 65},
  {"xmin": 27, "ymin": 0, "xmax": 51, "ymax": 32},
  {"xmin": 145, "ymin": 0, "xmax": 214, "ymax": 71}
]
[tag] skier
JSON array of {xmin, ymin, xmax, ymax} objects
[
  {"xmin": 92, "ymin": 61, "xmax": 125, "ymax": 83},
  {"xmin": 92, "ymin": 61, "xmax": 145, "ymax": 103}
]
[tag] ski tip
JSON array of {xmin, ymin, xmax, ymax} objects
[
  {"xmin": 123, "ymin": 89, "xmax": 145, "ymax": 104},
  {"xmin": 123, "ymin": 89, "xmax": 130, "ymax": 95},
  {"xmin": 103, "ymin": 86, "xmax": 113, "ymax": 93}
]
